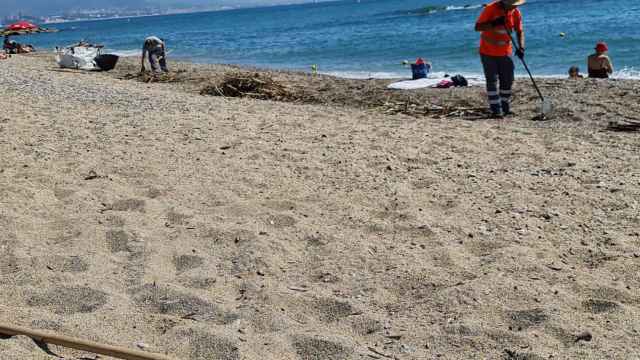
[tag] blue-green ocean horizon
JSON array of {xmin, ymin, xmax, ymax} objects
[{"xmin": 14, "ymin": 0, "xmax": 640, "ymax": 79}]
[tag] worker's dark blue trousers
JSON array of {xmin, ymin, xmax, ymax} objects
[
  {"xmin": 148, "ymin": 48, "xmax": 168, "ymax": 73},
  {"xmin": 481, "ymin": 54, "xmax": 514, "ymax": 115}
]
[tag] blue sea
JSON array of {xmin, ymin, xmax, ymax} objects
[{"xmin": 14, "ymin": 0, "xmax": 640, "ymax": 79}]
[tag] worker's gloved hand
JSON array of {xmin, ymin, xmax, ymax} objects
[
  {"xmin": 491, "ymin": 17, "xmax": 506, "ymax": 27},
  {"xmin": 515, "ymin": 48, "xmax": 525, "ymax": 60}
]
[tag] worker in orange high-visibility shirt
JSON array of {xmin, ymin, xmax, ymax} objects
[{"xmin": 475, "ymin": 0, "xmax": 526, "ymax": 118}]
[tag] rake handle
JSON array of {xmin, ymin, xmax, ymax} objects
[
  {"xmin": 505, "ymin": 29, "xmax": 545, "ymax": 102},
  {"xmin": 0, "ymin": 323, "xmax": 174, "ymax": 360}
]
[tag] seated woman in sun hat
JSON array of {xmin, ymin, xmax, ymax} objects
[{"xmin": 588, "ymin": 42, "xmax": 614, "ymax": 79}]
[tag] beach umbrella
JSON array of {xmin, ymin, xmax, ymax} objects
[
  {"xmin": 1, "ymin": 21, "xmax": 58, "ymax": 36},
  {"xmin": 7, "ymin": 21, "xmax": 38, "ymax": 31}
]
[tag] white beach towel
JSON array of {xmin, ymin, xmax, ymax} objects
[{"xmin": 387, "ymin": 77, "xmax": 484, "ymax": 90}]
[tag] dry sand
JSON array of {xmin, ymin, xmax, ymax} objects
[{"xmin": 1, "ymin": 53, "xmax": 639, "ymax": 360}]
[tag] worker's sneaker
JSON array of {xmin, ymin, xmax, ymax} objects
[{"xmin": 504, "ymin": 111, "xmax": 516, "ymax": 117}]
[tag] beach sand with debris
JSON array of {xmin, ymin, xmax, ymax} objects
[{"xmin": 1, "ymin": 53, "xmax": 640, "ymax": 359}]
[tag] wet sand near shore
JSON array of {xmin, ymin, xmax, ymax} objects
[{"xmin": 1, "ymin": 53, "xmax": 639, "ymax": 359}]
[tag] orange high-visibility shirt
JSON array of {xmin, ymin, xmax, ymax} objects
[{"xmin": 476, "ymin": 1, "xmax": 523, "ymax": 57}]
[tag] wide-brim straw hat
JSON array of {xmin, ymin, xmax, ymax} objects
[{"xmin": 501, "ymin": 0, "xmax": 526, "ymax": 5}]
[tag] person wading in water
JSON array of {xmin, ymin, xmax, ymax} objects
[{"xmin": 475, "ymin": 0, "xmax": 526, "ymax": 119}]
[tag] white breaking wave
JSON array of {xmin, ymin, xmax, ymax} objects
[
  {"xmin": 328, "ymin": 69, "xmax": 640, "ymax": 81},
  {"xmin": 108, "ymin": 48, "xmax": 180, "ymax": 58},
  {"xmin": 445, "ymin": 4, "xmax": 483, "ymax": 11},
  {"xmin": 322, "ymin": 71, "xmax": 405, "ymax": 79},
  {"xmin": 109, "ymin": 49, "xmax": 142, "ymax": 57},
  {"xmin": 611, "ymin": 67, "xmax": 640, "ymax": 80},
  {"xmin": 397, "ymin": 3, "xmax": 484, "ymax": 16},
  {"xmin": 526, "ymin": 68, "xmax": 640, "ymax": 80},
  {"xmin": 325, "ymin": 70, "xmax": 484, "ymax": 80}
]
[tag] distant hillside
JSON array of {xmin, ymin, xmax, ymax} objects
[
  {"xmin": 0, "ymin": 0, "xmax": 323, "ymax": 17},
  {"xmin": 2, "ymin": 0, "xmax": 146, "ymax": 17}
]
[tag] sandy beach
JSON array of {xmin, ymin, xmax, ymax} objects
[{"xmin": 1, "ymin": 53, "xmax": 640, "ymax": 359}]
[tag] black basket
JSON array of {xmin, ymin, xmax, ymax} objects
[{"xmin": 94, "ymin": 54, "xmax": 119, "ymax": 71}]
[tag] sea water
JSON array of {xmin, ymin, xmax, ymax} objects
[{"xmin": 16, "ymin": 0, "xmax": 640, "ymax": 79}]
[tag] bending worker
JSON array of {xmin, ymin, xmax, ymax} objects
[
  {"xmin": 141, "ymin": 36, "xmax": 168, "ymax": 73},
  {"xmin": 475, "ymin": 0, "xmax": 526, "ymax": 118}
]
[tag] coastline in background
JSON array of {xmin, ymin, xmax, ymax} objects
[{"xmin": 14, "ymin": 0, "xmax": 640, "ymax": 79}]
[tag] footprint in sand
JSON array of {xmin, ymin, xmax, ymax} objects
[
  {"xmin": 292, "ymin": 336, "xmax": 354, "ymax": 360},
  {"xmin": 582, "ymin": 299, "xmax": 621, "ymax": 314},
  {"xmin": 507, "ymin": 308, "xmax": 548, "ymax": 330},
  {"xmin": 186, "ymin": 332, "xmax": 240, "ymax": 360},
  {"xmin": 166, "ymin": 209, "xmax": 193, "ymax": 227},
  {"xmin": 313, "ymin": 298, "xmax": 357, "ymax": 323},
  {"xmin": 26, "ymin": 286, "xmax": 107, "ymax": 314},
  {"xmin": 103, "ymin": 214, "xmax": 126, "ymax": 227},
  {"xmin": 173, "ymin": 254, "xmax": 204, "ymax": 273},
  {"xmin": 0, "ymin": 251, "xmax": 19, "ymax": 275},
  {"xmin": 146, "ymin": 187, "xmax": 165, "ymax": 199},
  {"xmin": 130, "ymin": 284, "xmax": 238, "ymax": 325},
  {"xmin": 105, "ymin": 229, "xmax": 135, "ymax": 253},
  {"xmin": 43, "ymin": 219, "xmax": 83, "ymax": 244},
  {"xmin": 105, "ymin": 229, "xmax": 146, "ymax": 287},
  {"xmin": 41, "ymin": 255, "xmax": 89, "ymax": 273},
  {"xmin": 349, "ymin": 316, "xmax": 383, "ymax": 336},
  {"xmin": 180, "ymin": 276, "xmax": 217, "ymax": 289},
  {"xmin": 106, "ymin": 198, "xmax": 146, "ymax": 212},
  {"xmin": 305, "ymin": 232, "xmax": 334, "ymax": 248},
  {"xmin": 266, "ymin": 214, "xmax": 297, "ymax": 228}
]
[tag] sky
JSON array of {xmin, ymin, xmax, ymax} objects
[{"xmin": 1, "ymin": 0, "xmax": 312, "ymax": 17}]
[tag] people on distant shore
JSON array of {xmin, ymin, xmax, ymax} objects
[
  {"xmin": 475, "ymin": 0, "xmax": 526, "ymax": 119},
  {"xmin": 3, "ymin": 36, "xmax": 17, "ymax": 53},
  {"xmin": 568, "ymin": 66, "xmax": 583, "ymax": 79},
  {"xmin": 3, "ymin": 36, "xmax": 34, "ymax": 54},
  {"xmin": 141, "ymin": 36, "xmax": 168, "ymax": 73},
  {"xmin": 588, "ymin": 42, "xmax": 613, "ymax": 79},
  {"xmin": 18, "ymin": 43, "xmax": 34, "ymax": 53}
]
